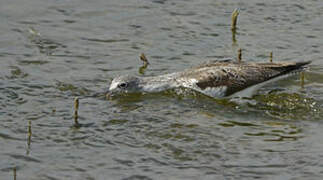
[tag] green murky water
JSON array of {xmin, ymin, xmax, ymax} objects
[{"xmin": 1, "ymin": 0, "xmax": 323, "ymax": 179}]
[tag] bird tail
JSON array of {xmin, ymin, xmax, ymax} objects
[{"xmin": 264, "ymin": 61, "xmax": 311, "ymax": 74}]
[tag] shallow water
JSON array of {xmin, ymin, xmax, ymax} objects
[{"xmin": 1, "ymin": 0, "xmax": 323, "ymax": 179}]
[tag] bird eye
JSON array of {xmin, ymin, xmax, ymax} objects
[{"xmin": 118, "ymin": 82, "xmax": 127, "ymax": 89}]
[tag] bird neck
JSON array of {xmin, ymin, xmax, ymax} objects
[{"xmin": 140, "ymin": 73, "xmax": 180, "ymax": 92}]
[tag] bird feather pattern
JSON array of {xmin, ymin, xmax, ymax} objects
[{"xmin": 178, "ymin": 60, "xmax": 311, "ymax": 96}]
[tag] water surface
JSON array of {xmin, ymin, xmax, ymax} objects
[{"xmin": 1, "ymin": 0, "xmax": 323, "ymax": 179}]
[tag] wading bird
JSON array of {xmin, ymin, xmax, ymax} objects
[{"xmin": 108, "ymin": 59, "xmax": 310, "ymax": 98}]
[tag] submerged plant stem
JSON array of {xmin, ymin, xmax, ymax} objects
[
  {"xmin": 27, "ymin": 120, "xmax": 32, "ymax": 147},
  {"xmin": 74, "ymin": 97, "xmax": 79, "ymax": 126},
  {"xmin": 13, "ymin": 167, "xmax": 16, "ymax": 180},
  {"xmin": 300, "ymin": 71, "xmax": 305, "ymax": 88},
  {"xmin": 270, "ymin": 51, "xmax": 273, "ymax": 63},
  {"xmin": 238, "ymin": 48, "xmax": 242, "ymax": 63}
]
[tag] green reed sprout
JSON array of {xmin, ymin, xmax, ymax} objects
[
  {"xmin": 231, "ymin": 8, "xmax": 240, "ymax": 31},
  {"xmin": 139, "ymin": 53, "xmax": 149, "ymax": 74}
]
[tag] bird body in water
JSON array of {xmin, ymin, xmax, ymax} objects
[{"xmin": 108, "ymin": 59, "xmax": 311, "ymax": 98}]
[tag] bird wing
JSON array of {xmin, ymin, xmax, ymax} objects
[{"xmin": 179, "ymin": 60, "xmax": 310, "ymax": 96}]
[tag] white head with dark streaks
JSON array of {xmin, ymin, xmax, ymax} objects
[
  {"xmin": 108, "ymin": 75, "xmax": 142, "ymax": 95},
  {"xmin": 108, "ymin": 73, "xmax": 181, "ymax": 97}
]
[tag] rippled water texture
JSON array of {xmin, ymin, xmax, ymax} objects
[{"xmin": 1, "ymin": 0, "xmax": 323, "ymax": 179}]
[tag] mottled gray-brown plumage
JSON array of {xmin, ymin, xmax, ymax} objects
[
  {"xmin": 108, "ymin": 59, "xmax": 310, "ymax": 98},
  {"xmin": 178, "ymin": 59, "xmax": 310, "ymax": 96}
]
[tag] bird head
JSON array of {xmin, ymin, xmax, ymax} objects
[{"xmin": 107, "ymin": 75, "xmax": 142, "ymax": 98}]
